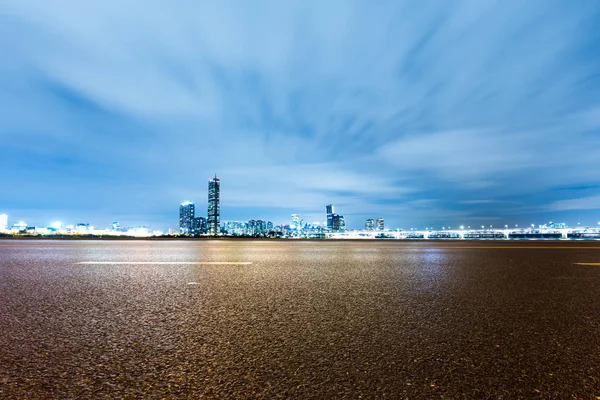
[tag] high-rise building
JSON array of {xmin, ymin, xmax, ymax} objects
[
  {"xmin": 365, "ymin": 219, "xmax": 375, "ymax": 231},
  {"xmin": 193, "ymin": 217, "xmax": 207, "ymax": 235},
  {"xmin": 376, "ymin": 218, "xmax": 385, "ymax": 231},
  {"xmin": 331, "ymin": 214, "xmax": 346, "ymax": 232},
  {"xmin": 267, "ymin": 221, "xmax": 274, "ymax": 231},
  {"xmin": 0, "ymin": 214, "xmax": 8, "ymax": 232},
  {"xmin": 326, "ymin": 205, "xmax": 334, "ymax": 230},
  {"xmin": 332, "ymin": 214, "xmax": 340, "ymax": 231},
  {"xmin": 291, "ymin": 214, "xmax": 301, "ymax": 230},
  {"xmin": 179, "ymin": 201, "xmax": 195, "ymax": 234},
  {"xmin": 207, "ymin": 175, "xmax": 220, "ymax": 235},
  {"xmin": 247, "ymin": 219, "xmax": 256, "ymax": 235},
  {"xmin": 256, "ymin": 220, "xmax": 266, "ymax": 235}
]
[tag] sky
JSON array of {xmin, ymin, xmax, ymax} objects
[{"xmin": 1, "ymin": 1, "xmax": 600, "ymax": 230}]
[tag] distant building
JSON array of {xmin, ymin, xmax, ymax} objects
[
  {"xmin": 76, "ymin": 223, "xmax": 90, "ymax": 233},
  {"xmin": 12, "ymin": 221, "xmax": 27, "ymax": 232},
  {"xmin": 365, "ymin": 219, "xmax": 375, "ymax": 231},
  {"xmin": 207, "ymin": 175, "xmax": 220, "ymax": 235},
  {"xmin": 0, "ymin": 214, "xmax": 7, "ymax": 232},
  {"xmin": 291, "ymin": 214, "xmax": 301, "ymax": 230},
  {"xmin": 255, "ymin": 220, "xmax": 265, "ymax": 235},
  {"xmin": 247, "ymin": 219, "xmax": 256, "ymax": 235},
  {"xmin": 193, "ymin": 217, "xmax": 207, "ymax": 235},
  {"xmin": 326, "ymin": 205, "xmax": 334, "ymax": 230},
  {"xmin": 331, "ymin": 214, "xmax": 345, "ymax": 232},
  {"xmin": 267, "ymin": 221, "xmax": 274, "ymax": 231},
  {"xmin": 224, "ymin": 221, "xmax": 245, "ymax": 235},
  {"xmin": 179, "ymin": 201, "xmax": 195, "ymax": 235},
  {"xmin": 111, "ymin": 222, "xmax": 120, "ymax": 231},
  {"xmin": 376, "ymin": 218, "xmax": 384, "ymax": 231}
]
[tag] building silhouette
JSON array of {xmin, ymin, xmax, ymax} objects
[
  {"xmin": 365, "ymin": 218, "xmax": 375, "ymax": 231},
  {"xmin": 332, "ymin": 214, "xmax": 345, "ymax": 232},
  {"xmin": 179, "ymin": 201, "xmax": 195, "ymax": 234},
  {"xmin": 376, "ymin": 218, "xmax": 384, "ymax": 231},
  {"xmin": 326, "ymin": 204, "xmax": 334, "ymax": 230},
  {"xmin": 207, "ymin": 175, "xmax": 220, "ymax": 235}
]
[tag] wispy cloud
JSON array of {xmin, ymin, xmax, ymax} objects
[
  {"xmin": 459, "ymin": 200, "xmax": 497, "ymax": 205},
  {"xmin": 549, "ymin": 195, "xmax": 600, "ymax": 211}
]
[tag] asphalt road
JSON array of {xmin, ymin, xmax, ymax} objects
[{"xmin": 1, "ymin": 240, "xmax": 600, "ymax": 399}]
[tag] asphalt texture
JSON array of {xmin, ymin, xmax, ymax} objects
[{"xmin": 1, "ymin": 240, "xmax": 600, "ymax": 399}]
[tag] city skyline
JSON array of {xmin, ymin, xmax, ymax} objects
[
  {"xmin": 2, "ymin": 1, "xmax": 600, "ymax": 229},
  {"xmin": 3, "ymin": 172, "xmax": 600, "ymax": 232}
]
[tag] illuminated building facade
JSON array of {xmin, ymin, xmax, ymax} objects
[
  {"xmin": 193, "ymin": 217, "xmax": 207, "ymax": 235},
  {"xmin": 207, "ymin": 175, "xmax": 220, "ymax": 235},
  {"xmin": 331, "ymin": 214, "xmax": 345, "ymax": 232},
  {"xmin": 326, "ymin": 204, "xmax": 334, "ymax": 230},
  {"xmin": 179, "ymin": 201, "xmax": 195, "ymax": 234},
  {"xmin": 256, "ymin": 220, "xmax": 266, "ymax": 234}
]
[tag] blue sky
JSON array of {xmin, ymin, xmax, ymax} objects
[{"xmin": 1, "ymin": 1, "xmax": 600, "ymax": 230}]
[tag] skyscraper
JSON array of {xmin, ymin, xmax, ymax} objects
[
  {"xmin": 179, "ymin": 201, "xmax": 195, "ymax": 234},
  {"xmin": 326, "ymin": 204, "xmax": 334, "ymax": 230},
  {"xmin": 376, "ymin": 218, "xmax": 385, "ymax": 231},
  {"xmin": 0, "ymin": 214, "xmax": 8, "ymax": 232},
  {"xmin": 365, "ymin": 218, "xmax": 375, "ymax": 231},
  {"xmin": 207, "ymin": 175, "xmax": 220, "ymax": 235}
]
